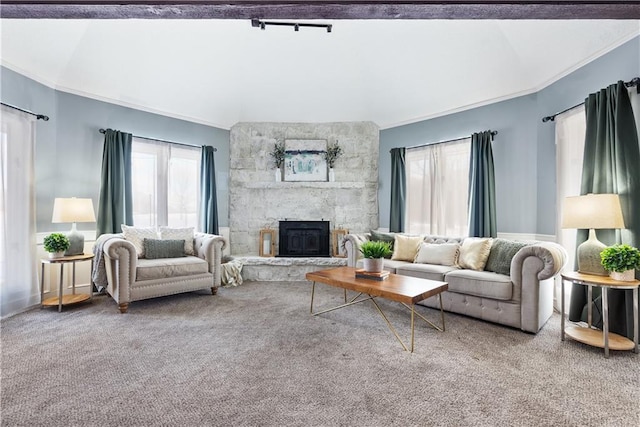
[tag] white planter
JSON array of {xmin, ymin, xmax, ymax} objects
[
  {"xmin": 328, "ymin": 168, "xmax": 335, "ymax": 182},
  {"xmin": 48, "ymin": 251, "xmax": 65, "ymax": 259},
  {"xmin": 275, "ymin": 168, "xmax": 282, "ymax": 182},
  {"xmin": 609, "ymin": 269, "xmax": 636, "ymax": 282},
  {"xmin": 362, "ymin": 258, "xmax": 384, "ymax": 273}
]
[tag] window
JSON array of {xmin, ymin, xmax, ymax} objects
[
  {"xmin": 131, "ymin": 139, "xmax": 200, "ymax": 228},
  {"xmin": 406, "ymin": 138, "xmax": 471, "ymax": 236}
]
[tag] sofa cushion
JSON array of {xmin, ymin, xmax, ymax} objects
[
  {"xmin": 160, "ymin": 226, "xmax": 195, "ymax": 256},
  {"xmin": 415, "ymin": 242, "xmax": 460, "ymax": 266},
  {"xmin": 121, "ymin": 225, "xmax": 158, "ymax": 258},
  {"xmin": 396, "ymin": 263, "xmax": 458, "ymax": 282},
  {"xmin": 458, "ymin": 237, "xmax": 493, "ymax": 270},
  {"xmin": 444, "ymin": 269, "xmax": 513, "ymax": 300},
  {"xmin": 135, "ymin": 256, "xmax": 209, "ymax": 282},
  {"xmin": 485, "ymin": 239, "xmax": 530, "ymax": 276},
  {"xmin": 144, "ymin": 238, "xmax": 186, "ymax": 259},
  {"xmin": 391, "ymin": 234, "xmax": 423, "ymax": 262}
]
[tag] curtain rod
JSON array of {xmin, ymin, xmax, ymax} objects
[
  {"xmin": 402, "ymin": 130, "xmax": 498, "ymax": 152},
  {"xmin": 542, "ymin": 77, "xmax": 640, "ymax": 123},
  {"xmin": 1, "ymin": 102, "xmax": 49, "ymax": 121},
  {"xmin": 99, "ymin": 128, "xmax": 216, "ymax": 151}
]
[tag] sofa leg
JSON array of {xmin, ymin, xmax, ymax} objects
[
  {"xmin": 118, "ymin": 303, "xmax": 129, "ymax": 313},
  {"xmin": 211, "ymin": 287, "xmax": 218, "ymax": 295}
]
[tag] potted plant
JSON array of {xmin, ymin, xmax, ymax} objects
[
  {"xmin": 323, "ymin": 141, "xmax": 343, "ymax": 182},
  {"xmin": 43, "ymin": 233, "xmax": 70, "ymax": 258},
  {"xmin": 269, "ymin": 141, "xmax": 285, "ymax": 181},
  {"xmin": 600, "ymin": 244, "xmax": 640, "ymax": 281},
  {"xmin": 359, "ymin": 240, "xmax": 392, "ymax": 273}
]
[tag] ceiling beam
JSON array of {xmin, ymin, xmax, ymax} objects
[{"xmin": 1, "ymin": 1, "xmax": 640, "ymax": 20}]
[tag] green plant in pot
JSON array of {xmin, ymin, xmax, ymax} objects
[
  {"xmin": 359, "ymin": 241, "xmax": 392, "ymax": 273},
  {"xmin": 600, "ymin": 244, "xmax": 640, "ymax": 281},
  {"xmin": 269, "ymin": 141, "xmax": 285, "ymax": 181},
  {"xmin": 43, "ymin": 233, "xmax": 70, "ymax": 258}
]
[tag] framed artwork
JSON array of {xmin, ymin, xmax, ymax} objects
[
  {"xmin": 283, "ymin": 139, "xmax": 327, "ymax": 182},
  {"xmin": 332, "ymin": 229, "xmax": 349, "ymax": 258}
]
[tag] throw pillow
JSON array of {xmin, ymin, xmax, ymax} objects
[
  {"xmin": 415, "ymin": 242, "xmax": 460, "ymax": 266},
  {"xmin": 144, "ymin": 238, "xmax": 186, "ymax": 259},
  {"xmin": 159, "ymin": 226, "xmax": 195, "ymax": 256},
  {"xmin": 369, "ymin": 229, "xmax": 396, "ymax": 258},
  {"xmin": 484, "ymin": 238, "xmax": 530, "ymax": 276},
  {"xmin": 121, "ymin": 225, "xmax": 158, "ymax": 258},
  {"xmin": 391, "ymin": 234, "xmax": 424, "ymax": 262},
  {"xmin": 458, "ymin": 237, "xmax": 493, "ymax": 271}
]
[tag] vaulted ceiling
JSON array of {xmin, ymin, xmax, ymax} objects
[{"xmin": 1, "ymin": 19, "xmax": 638, "ymax": 129}]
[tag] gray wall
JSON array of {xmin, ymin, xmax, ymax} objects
[
  {"xmin": 380, "ymin": 36, "xmax": 640, "ymax": 236},
  {"xmin": 1, "ymin": 67, "xmax": 230, "ymax": 233}
]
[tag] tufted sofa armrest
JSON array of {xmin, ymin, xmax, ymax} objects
[
  {"xmin": 511, "ymin": 242, "xmax": 567, "ymax": 283},
  {"xmin": 103, "ymin": 237, "xmax": 138, "ymax": 304},
  {"xmin": 510, "ymin": 241, "xmax": 567, "ymax": 332},
  {"xmin": 342, "ymin": 233, "xmax": 371, "ymax": 267},
  {"xmin": 194, "ymin": 232, "xmax": 227, "ymax": 288}
]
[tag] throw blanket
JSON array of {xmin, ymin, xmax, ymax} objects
[
  {"xmin": 221, "ymin": 259, "xmax": 244, "ymax": 287},
  {"xmin": 92, "ymin": 233, "xmax": 123, "ymax": 293}
]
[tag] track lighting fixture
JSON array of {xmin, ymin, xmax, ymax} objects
[{"xmin": 251, "ymin": 18, "xmax": 332, "ymax": 33}]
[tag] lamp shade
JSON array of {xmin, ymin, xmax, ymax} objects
[
  {"xmin": 561, "ymin": 194, "xmax": 625, "ymax": 230},
  {"xmin": 51, "ymin": 198, "xmax": 96, "ymax": 223}
]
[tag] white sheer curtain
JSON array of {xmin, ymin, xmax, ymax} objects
[
  {"xmin": 0, "ymin": 105, "xmax": 38, "ymax": 318},
  {"xmin": 555, "ymin": 105, "xmax": 586, "ymax": 312},
  {"xmin": 406, "ymin": 138, "xmax": 471, "ymax": 236}
]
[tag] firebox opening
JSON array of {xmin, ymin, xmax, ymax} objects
[{"xmin": 278, "ymin": 220, "xmax": 330, "ymax": 257}]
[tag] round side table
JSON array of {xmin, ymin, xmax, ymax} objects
[{"xmin": 40, "ymin": 253, "xmax": 94, "ymax": 312}]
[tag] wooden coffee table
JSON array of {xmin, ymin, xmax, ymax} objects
[{"xmin": 306, "ymin": 266, "xmax": 448, "ymax": 352}]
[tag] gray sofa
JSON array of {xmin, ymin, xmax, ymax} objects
[
  {"xmin": 343, "ymin": 233, "xmax": 566, "ymax": 333},
  {"xmin": 98, "ymin": 232, "xmax": 226, "ymax": 313}
]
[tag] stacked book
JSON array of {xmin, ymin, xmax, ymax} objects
[{"xmin": 355, "ymin": 269, "xmax": 390, "ymax": 281}]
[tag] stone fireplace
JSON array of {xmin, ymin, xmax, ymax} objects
[
  {"xmin": 229, "ymin": 122, "xmax": 379, "ymax": 256},
  {"xmin": 278, "ymin": 220, "xmax": 330, "ymax": 257}
]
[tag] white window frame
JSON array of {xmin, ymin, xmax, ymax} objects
[
  {"xmin": 405, "ymin": 138, "xmax": 471, "ymax": 237},
  {"xmin": 131, "ymin": 138, "xmax": 200, "ymax": 229}
]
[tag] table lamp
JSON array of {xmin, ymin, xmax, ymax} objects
[
  {"xmin": 561, "ymin": 193, "xmax": 625, "ymax": 276},
  {"xmin": 51, "ymin": 197, "xmax": 96, "ymax": 256}
]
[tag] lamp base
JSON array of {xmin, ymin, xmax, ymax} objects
[
  {"xmin": 577, "ymin": 229, "xmax": 608, "ymax": 276},
  {"xmin": 64, "ymin": 223, "xmax": 85, "ymax": 256}
]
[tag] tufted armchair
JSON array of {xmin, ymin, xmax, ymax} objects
[{"xmin": 100, "ymin": 232, "xmax": 226, "ymax": 313}]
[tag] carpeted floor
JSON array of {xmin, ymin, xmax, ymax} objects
[{"xmin": 1, "ymin": 281, "xmax": 638, "ymax": 426}]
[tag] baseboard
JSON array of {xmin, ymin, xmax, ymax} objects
[{"xmin": 496, "ymin": 232, "xmax": 556, "ymax": 242}]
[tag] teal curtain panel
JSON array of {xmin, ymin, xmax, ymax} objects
[
  {"xmin": 569, "ymin": 81, "xmax": 640, "ymax": 339},
  {"xmin": 389, "ymin": 147, "xmax": 406, "ymax": 232},
  {"xmin": 199, "ymin": 145, "xmax": 219, "ymax": 235},
  {"xmin": 96, "ymin": 129, "xmax": 133, "ymax": 237},
  {"xmin": 468, "ymin": 131, "xmax": 497, "ymax": 238}
]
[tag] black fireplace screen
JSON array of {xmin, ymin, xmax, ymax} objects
[{"xmin": 278, "ymin": 221, "xmax": 330, "ymax": 257}]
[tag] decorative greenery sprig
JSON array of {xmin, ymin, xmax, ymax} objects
[
  {"xmin": 359, "ymin": 241, "xmax": 392, "ymax": 259},
  {"xmin": 270, "ymin": 142, "xmax": 285, "ymax": 169},
  {"xmin": 600, "ymin": 244, "xmax": 640, "ymax": 273},
  {"xmin": 324, "ymin": 141, "xmax": 343, "ymax": 168},
  {"xmin": 43, "ymin": 233, "xmax": 70, "ymax": 253}
]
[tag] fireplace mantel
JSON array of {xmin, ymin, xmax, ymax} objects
[{"xmin": 245, "ymin": 181, "xmax": 366, "ymax": 189}]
